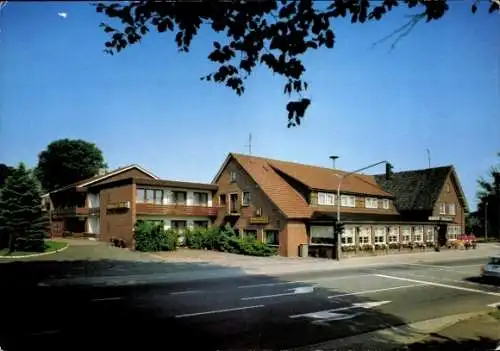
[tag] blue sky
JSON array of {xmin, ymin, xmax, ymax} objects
[{"xmin": 1, "ymin": 2, "xmax": 499, "ymax": 210}]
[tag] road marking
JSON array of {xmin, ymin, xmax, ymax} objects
[
  {"xmin": 327, "ymin": 283, "xmax": 425, "ymax": 299},
  {"xmin": 91, "ymin": 297, "xmax": 123, "ymax": 302},
  {"xmin": 375, "ymin": 274, "xmax": 500, "ymax": 297},
  {"xmin": 237, "ymin": 274, "xmax": 369, "ymax": 289},
  {"xmin": 175, "ymin": 304, "xmax": 265, "ymax": 318},
  {"xmin": 242, "ymin": 286, "xmax": 315, "ymax": 300},
  {"xmin": 487, "ymin": 302, "xmax": 500, "ymax": 308},
  {"xmin": 290, "ymin": 300, "xmax": 391, "ymax": 324},
  {"xmin": 170, "ymin": 290, "xmax": 203, "ymax": 296},
  {"xmin": 403, "ymin": 263, "xmax": 479, "ymax": 273}
]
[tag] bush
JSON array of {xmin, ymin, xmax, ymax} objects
[{"xmin": 134, "ymin": 220, "xmax": 178, "ymax": 252}]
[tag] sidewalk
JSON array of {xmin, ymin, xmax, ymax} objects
[
  {"xmin": 295, "ymin": 309, "xmax": 500, "ymax": 351},
  {"xmin": 149, "ymin": 243, "xmax": 499, "ymax": 276}
]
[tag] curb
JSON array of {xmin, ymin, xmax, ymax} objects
[{"xmin": 0, "ymin": 243, "xmax": 69, "ymax": 259}]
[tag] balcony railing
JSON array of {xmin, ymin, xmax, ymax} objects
[
  {"xmin": 136, "ymin": 203, "xmax": 220, "ymax": 217},
  {"xmin": 52, "ymin": 206, "xmax": 89, "ymax": 217}
]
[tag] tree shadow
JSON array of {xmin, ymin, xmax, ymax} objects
[
  {"xmin": 404, "ymin": 335, "xmax": 499, "ymax": 351},
  {"xmin": 0, "ymin": 257, "xmax": 497, "ymax": 351}
]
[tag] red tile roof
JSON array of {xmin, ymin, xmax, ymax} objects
[{"xmin": 228, "ymin": 153, "xmax": 394, "ymax": 219}]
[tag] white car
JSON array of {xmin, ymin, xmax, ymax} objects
[{"xmin": 481, "ymin": 255, "xmax": 500, "ymax": 280}]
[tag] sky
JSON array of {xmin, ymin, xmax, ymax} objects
[{"xmin": 1, "ymin": 2, "xmax": 499, "ymax": 210}]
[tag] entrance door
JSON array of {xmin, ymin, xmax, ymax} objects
[{"xmin": 437, "ymin": 225, "xmax": 447, "ymax": 247}]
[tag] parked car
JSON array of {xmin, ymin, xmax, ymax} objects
[{"xmin": 480, "ymin": 255, "xmax": 500, "ymax": 281}]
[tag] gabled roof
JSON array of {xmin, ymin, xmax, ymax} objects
[
  {"xmin": 46, "ymin": 164, "xmax": 159, "ymax": 195},
  {"xmin": 374, "ymin": 165, "xmax": 469, "ymax": 213},
  {"xmin": 212, "ymin": 153, "xmax": 394, "ymax": 219},
  {"xmin": 87, "ymin": 176, "xmax": 218, "ymax": 191}
]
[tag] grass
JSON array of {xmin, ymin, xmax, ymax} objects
[{"xmin": 0, "ymin": 240, "xmax": 67, "ymax": 257}]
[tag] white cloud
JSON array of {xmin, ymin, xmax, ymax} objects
[{"xmin": 57, "ymin": 12, "xmax": 68, "ymax": 19}]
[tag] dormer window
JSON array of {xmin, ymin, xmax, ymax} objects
[
  {"xmin": 318, "ymin": 192, "xmax": 335, "ymax": 205},
  {"xmin": 365, "ymin": 198, "xmax": 378, "ymax": 209}
]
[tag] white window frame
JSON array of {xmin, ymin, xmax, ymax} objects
[
  {"xmin": 365, "ymin": 198, "xmax": 378, "ymax": 209},
  {"xmin": 229, "ymin": 171, "xmax": 237, "ymax": 182},
  {"xmin": 388, "ymin": 226, "xmax": 399, "ymax": 243},
  {"xmin": 401, "ymin": 226, "xmax": 411, "ymax": 243},
  {"xmin": 426, "ymin": 226, "xmax": 434, "ymax": 242},
  {"xmin": 413, "ymin": 225, "xmax": 424, "ymax": 242},
  {"xmin": 341, "ymin": 226, "xmax": 355, "ymax": 245},
  {"xmin": 318, "ymin": 192, "xmax": 335, "ymax": 206},
  {"xmin": 382, "ymin": 199, "xmax": 390, "ymax": 209},
  {"xmin": 374, "ymin": 226, "xmax": 386, "ymax": 243},
  {"xmin": 439, "ymin": 203, "xmax": 446, "ymax": 215},
  {"xmin": 359, "ymin": 226, "xmax": 371, "ymax": 244},
  {"xmin": 448, "ymin": 203, "xmax": 456, "ymax": 216},
  {"xmin": 242, "ymin": 191, "xmax": 251, "ymax": 206},
  {"xmin": 341, "ymin": 195, "xmax": 356, "ymax": 208}
]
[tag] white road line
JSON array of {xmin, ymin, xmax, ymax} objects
[
  {"xmin": 402, "ymin": 263, "xmax": 479, "ymax": 273},
  {"xmin": 175, "ymin": 304, "xmax": 265, "ymax": 318},
  {"xmin": 375, "ymin": 274, "xmax": 500, "ymax": 297},
  {"xmin": 237, "ymin": 274, "xmax": 370, "ymax": 289},
  {"xmin": 91, "ymin": 297, "xmax": 123, "ymax": 302},
  {"xmin": 487, "ymin": 302, "xmax": 500, "ymax": 308},
  {"xmin": 170, "ymin": 290, "xmax": 203, "ymax": 296},
  {"xmin": 327, "ymin": 284, "xmax": 426, "ymax": 299}
]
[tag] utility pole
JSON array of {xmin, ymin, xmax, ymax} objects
[
  {"xmin": 245, "ymin": 133, "xmax": 252, "ymax": 156},
  {"xmin": 426, "ymin": 149, "xmax": 431, "ymax": 169},
  {"xmin": 485, "ymin": 200, "xmax": 488, "ymax": 241}
]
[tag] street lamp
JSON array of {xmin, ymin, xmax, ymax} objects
[{"xmin": 333, "ymin": 160, "xmax": 393, "ymax": 261}]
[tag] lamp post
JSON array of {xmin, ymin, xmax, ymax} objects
[{"xmin": 333, "ymin": 160, "xmax": 392, "ymax": 261}]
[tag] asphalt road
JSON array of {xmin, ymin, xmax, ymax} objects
[{"xmin": 1, "ymin": 257, "xmax": 499, "ymax": 351}]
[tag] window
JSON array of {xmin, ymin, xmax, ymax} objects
[
  {"xmin": 244, "ymin": 229, "xmax": 257, "ymax": 239},
  {"xmin": 446, "ymin": 184, "xmax": 450, "ymax": 193},
  {"xmin": 439, "ymin": 203, "xmax": 446, "ymax": 215},
  {"xmin": 382, "ymin": 199, "xmax": 390, "ymax": 209},
  {"xmin": 414, "ymin": 225, "xmax": 424, "ymax": 242},
  {"xmin": 341, "ymin": 195, "xmax": 356, "ymax": 207},
  {"xmin": 193, "ymin": 220, "xmax": 209, "ymax": 229},
  {"xmin": 219, "ymin": 194, "xmax": 227, "ymax": 206},
  {"xmin": 171, "ymin": 220, "xmax": 187, "ymax": 231},
  {"xmin": 448, "ymin": 203, "xmax": 456, "ymax": 216},
  {"xmin": 229, "ymin": 171, "xmax": 237, "ymax": 183},
  {"xmin": 365, "ymin": 198, "xmax": 378, "ymax": 209},
  {"xmin": 426, "ymin": 227, "xmax": 434, "ymax": 242},
  {"xmin": 242, "ymin": 192, "xmax": 251, "ymax": 206},
  {"xmin": 173, "ymin": 191, "xmax": 187, "ymax": 205},
  {"xmin": 136, "ymin": 188, "xmax": 145, "ymax": 203},
  {"xmin": 374, "ymin": 226, "xmax": 386, "ymax": 243},
  {"xmin": 401, "ymin": 226, "xmax": 411, "ymax": 242},
  {"xmin": 146, "ymin": 189, "xmax": 154, "ymax": 203},
  {"xmin": 318, "ymin": 192, "xmax": 335, "ymax": 205},
  {"xmin": 359, "ymin": 226, "xmax": 371, "ymax": 244},
  {"xmin": 388, "ymin": 226, "xmax": 399, "ymax": 243},
  {"xmin": 447, "ymin": 225, "xmax": 461, "ymax": 240},
  {"xmin": 310, "ymin": 226, "xmax": 334, "ymax": 245},
  {"xmin": 193, "ymin": 192, "xmax": 208, "ymax": 206},
  {"xmin": 341, "ymin": 226, "xmax": 355, "ymax": 245},
  {"xmin": 265, "ymin": 230, "xmax": 279, "ymax": 245},
  {"xmin": 154, "ymin": 190, "xmax": 163, "ymax": 205}
]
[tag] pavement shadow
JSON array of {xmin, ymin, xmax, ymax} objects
[
  {"xmin": 403, "ymin": 335, "xmax": 499, "ymax": 351},
  {"xmin": 0, "ymin": 257, "xmax": 493, "ymax": 351}
]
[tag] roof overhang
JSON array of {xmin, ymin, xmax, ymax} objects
[{"xmin": 211, "ymin": 153, "xmax": 233, "ymax": 184}]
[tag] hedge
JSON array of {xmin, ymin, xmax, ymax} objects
[{"xmin": 134, "ymin": 221, "xmax": 277, "ymax": 257}]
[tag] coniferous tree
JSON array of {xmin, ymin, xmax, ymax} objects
[{"xmin": 0, "ymin": 163, "xmax": 48, "ymax": 252}]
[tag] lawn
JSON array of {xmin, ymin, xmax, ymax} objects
[
  {"xmin": 489, "ymin": 307, "xmax": 500, "ymax": 320},
  {"xmin": 0, "ymin": 240, "xmax": 67, "ymax": 257}
]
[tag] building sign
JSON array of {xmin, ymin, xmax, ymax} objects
[
  {"xmin": 106, "ymin": 201, "xmax": 131, "ymax": 210},
  {"xmin": 249, "ymin": 216, "xmax": 269, "ymax": 224},
  {"xmin": 428, "ymin": 216, "xmax": 453, "ymax": 222}
]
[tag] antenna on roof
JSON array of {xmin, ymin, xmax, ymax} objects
[
  {"xmin": 329, "ymin": 155, "xmax": 339, "ymax": 169},
  {"xmin": 426, "ymin": 149, "xmax": 431, "ymax": 169},
  {"xmin": 245, "ymin": 133, "xmax": 252, "ymax": 156}
]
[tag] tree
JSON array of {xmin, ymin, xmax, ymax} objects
[
  {"xmin": 0, "ymin": 163, "xmax": 49, "ymax": 252},
  {"xmin": 96, "ymin": 0, "xmax": 499, "ymax": 126},
  {"xmin": 35, "ymin": 139, "xmax": 107, "ymax": 192},
  {"xmin": 0, "ymin": 163, "xmax": 13, "ymax": 188}
]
